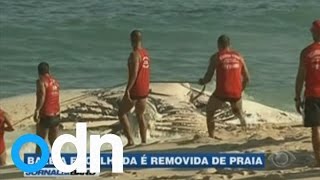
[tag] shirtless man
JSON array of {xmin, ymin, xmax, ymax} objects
[
  {"xmin": 199, "ymin": 35, "xmax": 250, "ymax": 138},
  {"xmin": 118, "ymin": 30, "xmax": 151, "ymax": 147},
  {"xmin": 295, "ymin": 20, "xmax": 320, "ymax": 166},
  {"xmin": 0, "ymin": 108, "xmax": 14, "ymax": 166},
  {"xmin": 33, "ymin": 62, "xmax": 60, "ymax": 153}
]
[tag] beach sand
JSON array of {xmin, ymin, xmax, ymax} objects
[{"xmin": 0, "ymin": 83, "xmax": 319, "ymax": 180}]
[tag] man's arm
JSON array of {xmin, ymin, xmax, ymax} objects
[
  {"xmin": 3, "ymin": 111, "xmax": 14, "ymax": 131},
  {"xmin": 125, "ymin": 52, "xmax": 140, "ymax": 93},
  {"xmin": 241, "ymin": 57, "xmax": 250, "ymax": 91},
  {"xmin": 199, "ymin": 54, "xmax": 217, "ymax": 85},
  {"xmin": 295, "ymin": 50, "xmax": 306, "ymax": 102},
  {"xmin": 35, "ymin": 79, "xmax": 46, "ymax": 112}
]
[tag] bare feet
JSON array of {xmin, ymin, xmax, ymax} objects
[
  {"xmin": 241, "ymin": 123, "xmax": 247, "ymax": 132},
  {"xmin": 208, "ymin": 135, "xmax": 222, "ymax": 140},
  {"xmin": 124, "ymin": 142, "xmax": 135, "ymax": 149}
]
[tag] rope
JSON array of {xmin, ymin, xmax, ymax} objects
[
  {"xmin": 190, "ymin": 85, "xmax": 206, "ymax": 102},
  {"xmin": 12, "ymin": 81, "xmax": 205, "ymax": 126}
]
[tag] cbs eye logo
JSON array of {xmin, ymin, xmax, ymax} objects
[{"xmin": 268, "ymin": 151, "xmax": 296, "ymax": 168}]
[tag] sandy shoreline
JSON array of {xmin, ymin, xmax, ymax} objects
[{"xmin": 0, "ymin": 83, "xmax": 319, "ymax": 180}]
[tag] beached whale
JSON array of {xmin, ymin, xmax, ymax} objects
[{"xmin": 0, "ymin": 83, "xmax": 301, "ymax": 165}]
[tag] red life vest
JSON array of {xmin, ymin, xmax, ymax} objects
[
  {"xmin": 215, "ymin": 49, "xmax": 244, "ymax": 99},
  {"xmin": 304, "ymin": 42, "xmax": 320, "ymax": 98},
  {"xmin": 40, "ymin": 74, "xmax": 60, "ymax": 116},
  {"xmin": 130, "ymin": 48, "xmax": 150, "ymax": 97}
]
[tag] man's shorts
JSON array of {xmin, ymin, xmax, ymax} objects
[
  {"xmin": 304, "ymin": 98, "xmax": 320, "ymax": 127},
  {"xmin": 130, "ymin": 95, "xmax": 148, "ymax": 100},
  {"xmin": 214, "ymin": 94, "xmax": 241, "ymax": 103},
  {"xmin": 39, "ymin": 115, "xmax": 60, "ymax": 128}
]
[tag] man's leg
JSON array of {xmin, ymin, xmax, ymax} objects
[
  {"xmin": 311, "ymin": 126, "xmax": 320, "ymax": 166},
  {"xmin": 0, "ymin": 137, "xmax": 5, "ymax": 166},
  {"xmin": 206, "ymin": 95, "xmax": 223, "ymax": 138},
  {"xmin": 36, "ymin": 123, "xmax": 48, "ymax": 153},
  {"xmin": 135, "ymin": 98, "xmax": 147, "ymax": 144},
  {"xmin": 304, "ymin": 98, "xmax": 320, "ymax": 166},
  {"xmin": 0, "ymin": 150, "xmax": 6, "ymax": 166},
  {"xmin": 230, "ymin": 98, "xmax": 247, "ymax": 132},
  {"xmin": 48, "ymin": 125, "xmax": 59, "ymax": 148},
  {"xmin": 118, "ymin": 98, "xmax": 135, "ymax": 147}
]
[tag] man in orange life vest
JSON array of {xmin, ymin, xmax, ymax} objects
[
  {"xmin": 33, "ymin": 62, "xmax": 60, "ymax": 153},
  {"xmin": 295, "ymin": 20, "xmax": 320, "ymax": 167},
  {"xmin": 199, "ymin": 35, "xmax": 250, "ymax": 139},
  {"xmin": 0, "ymin": 108, "xmax": 14, "ymax": 166},
  {"xmin": 118, "ymin": 30, "xmax": 150, "ymax": 147}
]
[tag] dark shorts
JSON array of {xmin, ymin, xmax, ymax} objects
[
  {"xmin": 39, "ymin": 115, "xmax": 60, "ymax": 128},
  {"xmin": 130, "ymin": 95, "xmax": 148, "ymax": 100},
  {"xmin": 304, "ymin": 98, "xmax": 320, "ymax": 127},
  {"xmin": 214, "ymin": 94, "xmax": 241, "ymax": 103}
]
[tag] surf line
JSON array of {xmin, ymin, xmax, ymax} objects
[{"xmin": 12, "ymin": 80, "xmax": 204, "ymax": 127}]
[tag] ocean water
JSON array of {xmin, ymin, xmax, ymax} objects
[{"xmin": 0, "ymin": 0, "xmax": 319, "ymax": 111}]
